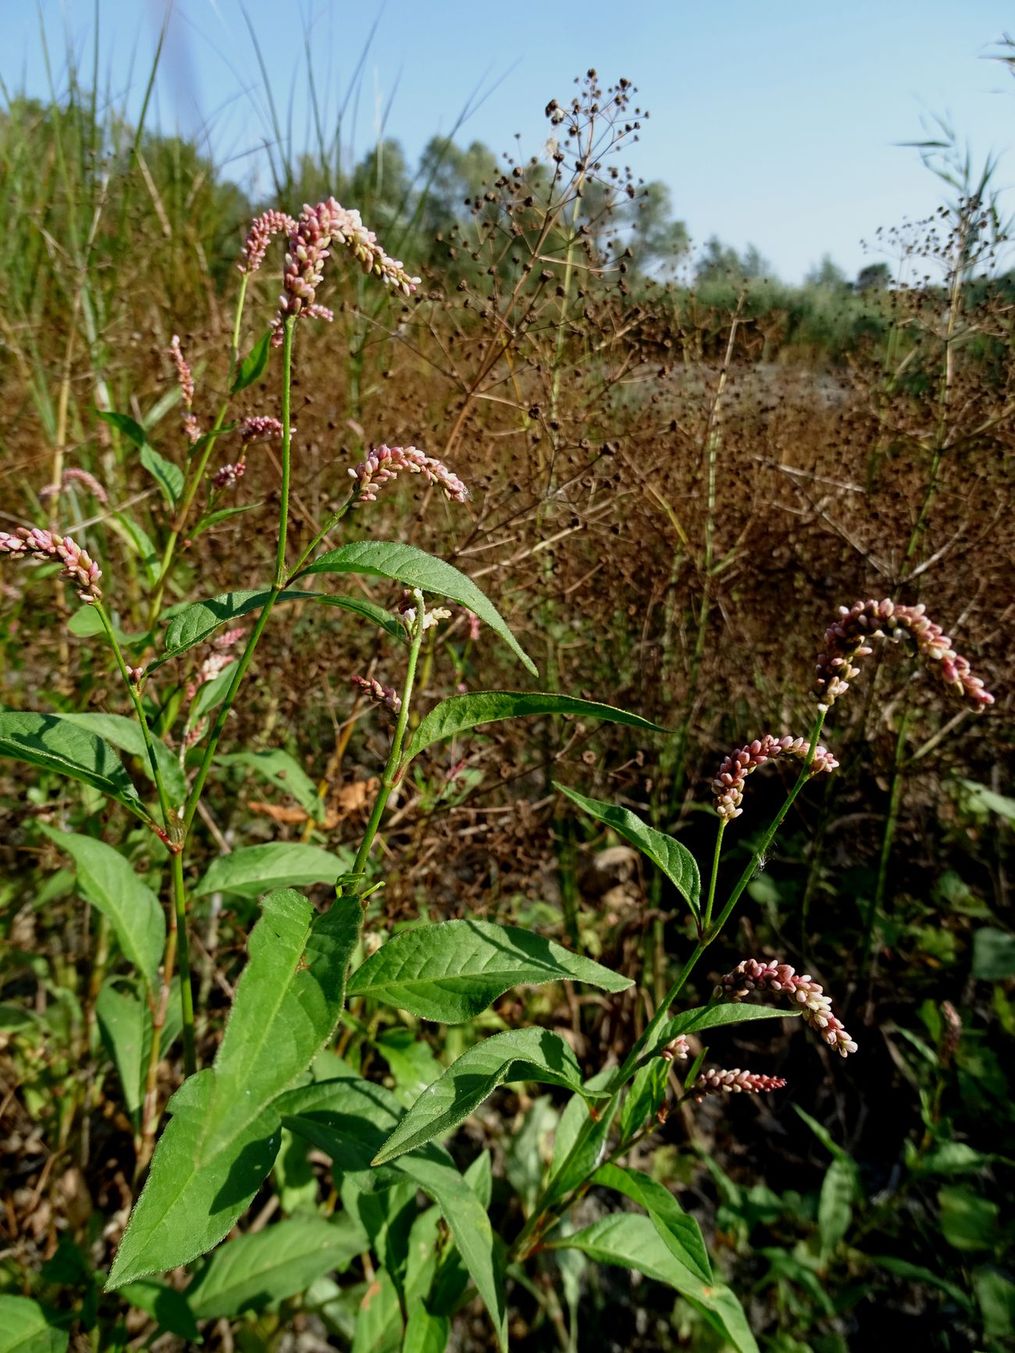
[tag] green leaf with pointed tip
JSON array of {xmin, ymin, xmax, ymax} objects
[
  {"xmin": 107, "ymin": 512, "xmax": 161, "ymax": 587},
  {"xmin": 373, "ymin": 1028, "xmax": 589, "ymax": 1165},
  {"xmin": 59, "ymin": 713, "xmax": 186, "ymax": 806},
  {"xmin": 194, "ymin": 842, "xmax": 353, "ymax": 899},
  {"xmin": 187, "ymin": 1215, "xmax": 366, "ymax": 1319},
  {"xmin": 594, "ymin": 1163, "xmax": 712, "ymax": 1284},
  {"xmin": 548, "ymin": 1214, "xmax": 757, "ymax": 1353},
  {"xmin": 231, "ymin": 330, "xmax": 272, "ymax": 394},
  {"xmin": 140, "ymin": 445, "xmax": 184, "ymax": 507},
  {"xmin": 348, "ymin": 918, "xmax": 631, "ymax": 1023},
  {"xmin": 304, "ymin": 541, "xmax": 536, "ymax": 676},
  {"xmin": 190, "ymin": 503, "xmax": 262, "ymax": 540},
  {"xmin": 555, "ymin": 782, "xmax": 700, "ymax": 915},
  {"xmin": 152, "ymin": 588, "xmax": 404, "ymax": 672},
  {"xmin": 0, "ymin": 1294, "xmax": 69, "ymax": 1353},
  {"xmin": 97, "ymin": 409, "xmax": 148, "ymax": 448},
  {"xmin": 404, "ymin": 692, "xmax": 663, "ymax": 763},
  {"xmin": 641, "ymin": 1003, "xmax": 796, "ymax": 1060},
  {"xmin": 280, "ymin": 1077, "xmax": 507, "ymax": 1350},
  {"xmin": 106, "ymin": 889, "xmax": 360, "ymax": 1289},
  {"xmin": 39, "ymin": 828, "xmax": 164, "ymax": 993},
  {"xmin": 0, "ymin": 711, "xmax": 150, "ymax": 821},
  {"xmin": 218, "ymin": 749, "xmax": 324, "ymax": 823}
]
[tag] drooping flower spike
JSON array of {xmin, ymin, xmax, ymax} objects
[
  {"xmin": 237, "ymin": 209, "xmax": 297, "ymax": 275},
  {"xmin": 712, "ymin": 734, "xmax": 838, "ymax": 822},
  {"xmin": 0, "ymin": 527, "xmax": 102, "ymax": 603},
  {"xmin": 815, "ymin": 598, "xmax": 993, "ymax": 710},
  {"xmin": 717, "ymin": 957, "xmax": 858, "ymax": 1057},
  {"xmin": 272, "ymin": 199, "xmax": 420, "ymax": 344},
  {"xmin": 40, "ymin": 468, "xmax": 109, "ymax": 506},
  {"xmin": 349, "ymin": 445, "xmax": 469, "ymax": 505},
  {"xmin": 351, "ymin": 674, "xmax": 402, "ymax": 715}
]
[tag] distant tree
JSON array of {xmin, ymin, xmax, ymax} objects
[
  {"xmin": 693, "ymin": 235, "xmax": 772, "ymax": 284},
  {"xmin": 856, "ymin": 261, "xmax": 892, "ymax": 292},
  {"xmin": 805, "ymin": 254, "xmax": 850, "ymax": 289},
  {"xmin": 625, "ymin": 180, "xmax": 690, "ymax": 274}
]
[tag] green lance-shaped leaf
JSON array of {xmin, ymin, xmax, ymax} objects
[
  {"xmin": 556, "ymin": 781, "xmax": 700, "ymax": 916},
  {"xmin": 186, "ymin": 1215, "xmax": 367, "ymax": 1320},
  {"xmin": 0, "ymin": 710, "xmax": 151, "ymax": 821},
  {"xmin": 59, "ymin": 713, "xmax": 186, "ymax": 806},
  {"xmin": 218, "ymin": 749, "xmax": 324, "ymax": 823},
  {"xmin": 39, "ymin": 828, "xmax": 164, "ymax": 993},
  {"xmin": 230, "ymin": 330, "xmax": 272, "ymax": 394},
  {"xmin": 403, "ymin": 691, "xmax": 664, "ymax": 763},
  {"xmin": 348, "ymin": 918, "xmax": 632, "ymax": 1023},
  {"xmin": 140, "ymin": 445, "xmax": 184, "ymax": 507},
  {"xmin": 97, "ymin": 409, "xmax": 148, "ymax": 449},
  {"xmin": 194, "ymin": 842, "xmax": 353, "ymax": 899},
  {"xmin": 640, "ymin": 1002, "xmax": 796, "ymax": 1060},
  {"xmin": 303, "ymin": 540, "xmax": 537, "ymax": 676},
  {"xmin": 151, "ymin": 588, "xmax": 404, "ymax": 672},
  {"xmin": 593, "ymin": 1163, "xmax": 712, "ymax": 1284},
  {"xmin": 547, "ymin": 1214, "xmax": 758, "ymax": 1353},
  {"xmin": 0, "ymin": 1294, "xmax": 69, "ymax": 1353},
  {"xmin": 281, "ymin": 1076, "xmax": 507, "ymax": 1350},
  {"xmin": 106, "ymin": 889, "xmax": 360, "ymax": 1289},
  {"xmin": 373, "ymin": 1028, "xmax": 591, "ymax": 1166}
]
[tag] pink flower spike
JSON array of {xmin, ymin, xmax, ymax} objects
[
  {"xmin": 213, "ymin": 462, "xmax": 246, "ymax": 489},
  {"xmin": 239, "ymin": 416, "xmax": 285, "ymax": 443},
  {"xmin": 717, "ymin": 957, "xmax": 858, "ymax": 1057},
  {"xmin": 691, "ymin": 1066, "xmax": 788, "ymax": 1101},
  {"xmin": 349, "ymin": 444, "xmax": 469, "ymax": 505},
  {"xmin": 238, "ymin": 209, "xmax": 298, "ymax": 275},
  {"xmin": 0, "ymin": 526, "xmax": 103, "ymax": 604},
  {"xmin": 712, "ymin": 734, "xmax": 838, "ymax": 822},
  {"xmin": 815, "ymin": 598, "xmax": 993, "ymax": 710},
  {"xmin": 169, "ymin": 335, "xmax": 195, "ymax": 409},
  {"xmin": 351, "ymin": 673, "xmax": 402, "ymax": 715}
]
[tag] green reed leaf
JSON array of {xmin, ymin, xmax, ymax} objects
[
  {"xmin": 373, "ymin": 1028, "xmax": 590, "ymax": 1166},
  {"xmin": 230, "ymin": 330, "xmax": 272, "ymax": 394},
  {"xmin": 194, "ymin": 842, "xmax": 354, "ymax": 899},
  {"xmin": 555, "ymin": 782, "xmax": 700, "ymax": 916},
  {"xmin": 303, "ymin": 541, "xmax": 537, "ymax": 676},
  {"xmin": 0, "ymin": 710, "xmax": 150, "ymax": 821},
  {"xmin": 281, "ymin": 1076, "xmax": 507, "ymax": 1350},
  {"xmin": 348, "ymin": 918, "xmax": 632, "ymax": 1023},
  {"xmin": 404, "ymin": 692, "xmax": 664, "ymax": 763},
  {"xmin": 547, "ymin": 1214, "xmax": 757, "ymax": 1353},
  {"xmin": 40, "ymin": 828, "xmax": 164, "ymax": 993},
  {"xmin": 106, "ymin": 890, "xmax": 360, "ymax": 1288}
]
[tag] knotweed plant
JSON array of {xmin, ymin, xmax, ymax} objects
[{"xmin": 0, "ymin": 193, "xmax": 994, "ymax": 1352}]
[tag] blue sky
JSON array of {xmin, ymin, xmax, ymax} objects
[{"xmin": 3, "ymin": 0, "xmax": 1013, "ymax": 281}]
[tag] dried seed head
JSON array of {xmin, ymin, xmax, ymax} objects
[
  {"xmin": 0, "ymin": 526, "xmax": 103, "ymax": 603},
  {"xmin": 712, "ymin": 733, "xmax": 838, "ymax": 821},
  {"xmin": 716, "ymin": 957, "xmax": 858, "ymax": 1058},
  {"xmin": 815, "ymin": 598, "xmax": 993, "ymax": 710}
]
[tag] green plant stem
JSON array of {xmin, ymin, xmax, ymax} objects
[
  {"xmin": 171, "ymin": 850, "xmax": 197, "ymax": 1074},
  {"xmin": 146, "ymin": 274, "xmax": 251, "ymax": 624},
  {"xmin": 274, "ymin": 318, "xmax": 294, "ymax": 586},
  {"xmin": 859, "ymin": 705, "xmax": 910, "ymax": 991},
  {"xmin": 342, "ymin": 600, "xmax": 426, "ymax": 895},
  {"xmin": 702, "ymin": 819, "xmax": 726, "ymax": 932},
  {"xmin": 514, "ymin": 708, "xmax": 829, "ymax": 1260}
]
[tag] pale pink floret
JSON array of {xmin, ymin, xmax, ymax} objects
[
  {"xmin": 239, "ymin": 416, "xmax": 285, "ymax": 443},
  {"xmin": 213, "ymin": 462, "xmax": 246, "ymax": 489},
  {"xmin": 238, "ymin": 209, "xmax": 298, "ymax": 275},
  {"xmin": 0, "ymin": 526, "xmax": 102, "ymax": 603},
  {"xmin": 691, "ymin": 1067, "xmax": 787, "ymax": 1101},
  {"xmin": 717, "ymin": 957, "xmax": 858, "ymax": 1057},
  {"xmin": 712, "ymin": 733, "xmax": 838, "ymax": 822},
  {"xmin": 349, "ymin": 444, "xmax": 469, "ymax": 505},
  {"xmin": 815, "ymin": 598, "xmax": 993, "ymax": 710},
  {"xmin": 170, "ymin": 336, "xmax": 202, "ymax": 444}
]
